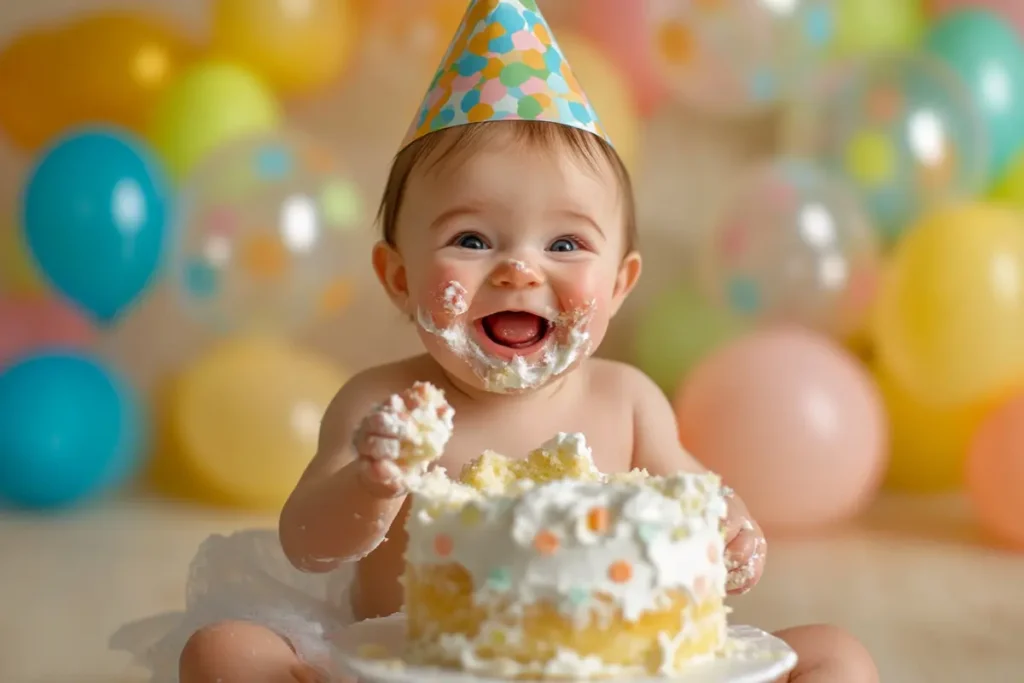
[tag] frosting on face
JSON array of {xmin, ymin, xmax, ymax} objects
[{"xmin": 416, "ymin": 281, "xmax": 595, "ymax": 393}]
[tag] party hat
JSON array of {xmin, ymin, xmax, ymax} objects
[{"xmin": 400, "ymin": 0, "xmax": 610, "ymax": 150}]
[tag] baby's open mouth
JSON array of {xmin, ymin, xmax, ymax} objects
[{"xmin": 478, "ymin": 311, "xmax": 552, "ymax": 350}]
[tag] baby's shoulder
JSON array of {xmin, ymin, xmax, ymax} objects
[
  {"xmin": 324, "ymin": 355, "xmax": 442, "ymax": 424},
  {"xmin": 581, "ymin": 357, "xmax": 660, "ymax": 398}
]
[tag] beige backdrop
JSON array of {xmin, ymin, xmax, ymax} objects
[{"xmin": 0, "ymin": 0, "xmax": 777, "ymax": 394}]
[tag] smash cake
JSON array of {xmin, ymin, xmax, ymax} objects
[{"xmin": 400, "ymin": 431, "xmax": 732, "ymax": 679}]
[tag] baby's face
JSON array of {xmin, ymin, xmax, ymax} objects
[{"xmin": 385, "ymin": 131, "xmax": 639, "ymax": 393}]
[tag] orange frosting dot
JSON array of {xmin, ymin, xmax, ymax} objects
[
  {"xmin": 608, "ymin": 560, "xmax": 633, "ymax": 583},
  {"xmin": 586, "ymin": 507, "xmax": 610, "ymax": 533},
  {"xmin": 533, "ymin": 530, "xmax": 560, "ymax": 555},
  {"xmin": 433, "ymin": 534, "xmax": 454, "ymax": 557}
]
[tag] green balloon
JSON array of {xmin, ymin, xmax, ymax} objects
[
  {"xmin": 632, "ymin": 286, "xmax": 746, "ymax": 397},
  {"xmin": 993, "ymin": 150, "xmax": 1024, "ymax": 208},
  {"xmin": 832, "ymin": 0, "xmax": 925, "ymax": 57}
]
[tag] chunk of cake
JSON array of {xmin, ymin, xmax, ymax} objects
[{"xmin": 402, "ymin": 433, "xmax": 730, "ymax": 679}]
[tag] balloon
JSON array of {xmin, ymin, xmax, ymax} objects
[
  {"xmin": 646, "ymin": 0, "xmax": 836, "ymax": 117},
  {"xmin": 924, "ymin": 9, "xmax": 1024, "ymax": 181},
  {"xmin": 928, "ymin": 0, "xmax": 1024, "ymax": 40},
  {"xmin": 574, "ymin": 0, "xmax": 669, "ymax": 116},
  {"xmin": 354, "ymin": 0, "xmax": 467, "ymax": 73},
  {"xmin": 0, "ymin": 220, "xmax": 46, "ymax": 296},
  {"xmin": 993, "ymin": 149, "xmax": 1024, "ymax": 206},
  {"xmin": 873, "ymin": 203, "xmax": 1024, "ymax": 407},
  {"xmin": 782, "ymin": 53, "xmax": 988, "ymax": 244},
  {"xmin": 874, "ymin": 362, "xmax": 992, "ymax": 492},
  {"xmin": 149, "ymin": 60, "xmax": 281, "ymax": 180},
  {"xmin": 211, "ymin": 0, "xmax": 356, "ymax": 96},
  {"xmin": 0, "ymin": 296, "xmax": 95, "ymax": 369},
  {"xmin": 0, "ymin": 351, "xmax": 145, "ymax": 509},
  {"xmin": 832, "ymin": 0, "xmax": 926, "ymax": 57},
  {"xmin": 697, "ymin": 159, "xmax": 882, "ymax": 339},
  {"xmin": 58, "ymin": 11, "xmax": 197, "ymax": 136},
  {"xmin": 171, "ymin": 130, "xmax": 365, "ymax": 334},
  {"xmin": 966, "ymin": 391, "xmax": 1024, "ymax": 549},
  {"xmin": 21, "ymin": 127, "xmax": 171, "ymax": 325},
  {"xmin": 633, "ymin": 284, "xmax": 747, "ymax": 397},
  {"xmin": 167, "ymin": 336, "xmax": 346, "ymax": 510},
  {"xmin": 0, "ymin": 29, "xmax": 77, "ymax": 151},
  {"xmin": 675, "ymin": 327, "xmax": 888, "ymax": 533},
  {"xmin": 554, "ymin": 32, "xmax": 640, "ymax": 173}
]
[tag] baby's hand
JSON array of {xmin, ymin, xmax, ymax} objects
[
  {"xmin": 352, "ymin": 382, "xmax": 455, "ymax": 498},
  {"xmin": 722, "ymin": 488, "xmax": 767, "ymax": 596}
]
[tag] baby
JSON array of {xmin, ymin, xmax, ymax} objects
[{"xmin": 112, "ymin": 2, "xmax": 878, "ymax": 682}]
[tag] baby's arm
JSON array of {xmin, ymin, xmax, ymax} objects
[
  {"xmin": 279, "ymin": 373, "xmax": 452, "ymax": 572},
  {"xmin": 626, "ymin": 365, "xmax": 766, "ymax": 595}
]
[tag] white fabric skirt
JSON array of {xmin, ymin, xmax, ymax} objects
[{"xmin": 109, "ymin": 529, "xmax": 357, "ymax": 682}]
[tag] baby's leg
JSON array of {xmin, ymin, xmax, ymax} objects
[
  {"xmin": 774, "ymin": 625, "xmax": 878, "ymax": 682},
  {"xmin": 179, "ymin": 620, "xmax": 329, "ymax": 683}
]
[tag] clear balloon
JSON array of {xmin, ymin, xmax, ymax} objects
[
  {"xmin": 783, "ymin": 53, "xmax": 988, "ymax": 244},
  {"xmin": 966, "ymin": 391, "xmax": 1024, "ymax": 549},
  {"xmin": 872, "ymin": 203, "xmax": 1024, "ymax": 406},
  {"xmin": 675, "ymin": 326, "xmax": 888, "ymax": 533},
  {"xmin": 171, "ymin": 130, "xmax": 366, "ymax": 334},
  {"xmin": 697, "ymin": 159, "xmax": 881, "ymax": 339},
  {"xmin": 211, "ymin": 0, "xmax": 357, "ymax": 96},
  {"xmin": 149, "ymin": 60, "xmax": 281, "ymax": 180},
  {"xmin": 165, "ymin": 336, "xmax": 347, "ymax": 510},
  {"xmin": 925, "ymin": 8, "xmax": 1024, "ymax": 181},
  {"xmin": 646, "ymin": 0, "xmax": 837, "ymax": 117},
  {"xmin": 355, "ymin": 0, "xmax": 468, "ymax": 72}
]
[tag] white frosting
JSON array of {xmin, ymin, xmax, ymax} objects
[
  {"xmin": 357, "ymin": 382, "xmax": 455, "ymax": 470},
  {"xmin": 403, "ymin": 433, "xmax": 730, "ymax": 677},
  {"xmin": 416, "ymin": 281, "xmax": 595, "ymax": 393}
]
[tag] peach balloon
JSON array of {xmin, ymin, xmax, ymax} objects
[
  {"xmin": 966, "ymin": 392, "xmax": 1024, "ymax": 549},
  {"xmin": 675, "ymin": 326, "xmax": 888, "ymax": 533},
  {"xmin": 0, "ymin": 296, "xmax": 95, "ymax": 368}
]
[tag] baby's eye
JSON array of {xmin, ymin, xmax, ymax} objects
[
  {"xmin": 548, "ymin": 236, "xmax": 583, "ymax": 253},
  {"xmin": 452, "ymin": 232, "xmax": 489, "ymax": 250}
]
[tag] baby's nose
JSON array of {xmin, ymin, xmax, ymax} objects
[{"xmin": 489, "ymin": 259, "xmax": 544, "ymax": 289}]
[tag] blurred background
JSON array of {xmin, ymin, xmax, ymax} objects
[{"xmin": 2, "ymin": 0, "xmax": 1024, "ymax": 680}]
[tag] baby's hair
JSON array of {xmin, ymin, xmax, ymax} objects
[{"xmin": 376, "ymin": 120, "xmax": 638, "ymax": 254}]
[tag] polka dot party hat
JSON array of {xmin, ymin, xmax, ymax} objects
[{"xmin": 399, "ymin": 0, "xmax": 610, "ymax": 150}]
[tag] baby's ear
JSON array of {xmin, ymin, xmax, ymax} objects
[
  {"xmin": 372, "ymin": 241, "xmax": 412, "ymax": 314},
  {"xmin": 610, "ymin": 250, "xmax": 642, "ymax": 317}
]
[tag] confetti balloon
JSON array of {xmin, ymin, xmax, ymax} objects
[
  {"xmin": 171, "ymin": 130, "xmax": 365, "ymax": 334},
  {"xmin": 697, "ymin": 159, "xmax": 881, "ymax": 339},
  {"xmin": 647, "ymin": 0, "xmax": 837, "ymax": 117},
  {"xmin": 783, "ymin": 53, "xmax": 988, "ymax": 244}
]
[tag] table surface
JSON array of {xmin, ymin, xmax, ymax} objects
[{"xmin": 1, "ymin": 493, "xmax": 1022, "ymax": 683}]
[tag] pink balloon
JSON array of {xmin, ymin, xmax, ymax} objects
[
  {"xmin": 966, "ymin": 392, "xmax": 1024, "ymax": 550},
  {"xmin": 0, "ymin": 296, "xmax": 95, "ymax": 368},
  {"xmin": 929, "ymin": 0, "xmax": 1024, "ymax": 36},
  {"xmin": 675, "ymin": 326, "xmax": 888, "ymax": 534},
  {"xmin": 575, "ymin": 0, "xmax": 668, "ymax": 116}
]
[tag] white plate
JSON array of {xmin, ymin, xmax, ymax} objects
[{"xmin": 331, "ymin": 614, "xmax": 797, "ymax": 683}]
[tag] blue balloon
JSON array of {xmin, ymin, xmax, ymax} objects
[
  {"xmin": 0, "ymin": 351, "xmax": 146, "ymax": 510},
  {"xmin": 925, "ymin": 9, "xmax": 1024, "ymax": 183},
  {"xmin": 21, "ymin": 127, "xmax": 171, "ymax": 325}
]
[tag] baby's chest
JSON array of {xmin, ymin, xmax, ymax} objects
[{"xmin": 439, "ymin": 401, "xmax": 634, "ymax": 474}]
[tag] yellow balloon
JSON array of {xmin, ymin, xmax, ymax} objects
[
  {"xmin": 169, "ymin": 336, "xmax": 346, "ymax": 510},
  {"xmin": 0, "ymin": 29, "xmax": 76, "ymax": 151},
  {"xmin": 873, "ymin": 362, "xmax": 991, "ymax": 492},
  {"xmin": 149, "ymin": 60, "xmax": 281, "ymax": 180},
  {"xmin": 873, "ymin": 203, "xmax": 1024, "ymax": 406},
  {"xmin": 556, "ymin": 32, "xmax": 640, "ymax": 174},
  {"xmin": 0, "ymin": 221, "xmax": 46, "ymax": 296},
  {"xmin": 993, "ymin": 149, "xmax": 1024, "ymax": 207},
  {"xmin": 211, "ymin": 0, "xmax": 356, "ymax": 95}
]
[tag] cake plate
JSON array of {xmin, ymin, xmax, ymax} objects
[{"xmin": 331, "ymin": 614, "xmax": 798, "ymax": 683}]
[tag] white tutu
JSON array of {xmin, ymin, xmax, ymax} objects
[{"xmin": 109, "ymin": 529, "xmax": 357, "ymax": 682}]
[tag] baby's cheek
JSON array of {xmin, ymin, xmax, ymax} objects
[
  {"xmin": 553, "ymin": 270, "xmax": 610, "ymax": 314},
  {"xmin": 418, "ymin": 264, "xmax": 471, "ymax": 324}
]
